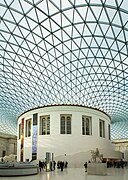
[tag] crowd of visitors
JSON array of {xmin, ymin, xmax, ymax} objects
[
  {"xmin": 57, "ymin": 161, "xmax": 68, "ymax": 171},
  {"xmin": 38, "ymin": 160, "xmax": 68, "ymax": 172},
  {"xmin": 83, "ymin": 159, "xmax": 127, "ymax": 173},
  {"xmin": 106, "ymin": 159, "xmax": 126, "ymax": 168}
]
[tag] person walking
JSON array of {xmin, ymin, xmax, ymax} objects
[{"xmin": 84, "ymin": 162, "xmax": 87, "ymax": 172}]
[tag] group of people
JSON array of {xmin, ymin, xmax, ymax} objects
[
  {"xmin": 57, "ymin": 161, "xmax": 68, "ymax": 171},
  {"xmin": 39, "ymin": 160, "xmax": 68, "ymax": 172},
  {"xmin": 84, "ymin": 159, "xmax": 127, "ymax": 172},
  {"xmin": 106, "ymin": 159, "xmax": 126, "ymax": 168},
  {"xmin": 39, "ymin": 160, "xmax": 47, "ymax": 172}
]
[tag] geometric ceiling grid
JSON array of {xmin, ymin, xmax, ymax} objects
[{"xmin": 0, "ymin": 0, "xmax": 128, "ymax": 138}]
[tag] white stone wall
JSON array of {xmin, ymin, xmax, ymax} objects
[
  {"xmin": 17, "ymin": 105, "xmax": 120, "ymax": 163},
  {"xmin": 112, "ymin": 139, "xmax": 128, "ymax": 161},
  {"xmin": 0, "ymin": 133, "xmax": 17, "ymax": 158}
]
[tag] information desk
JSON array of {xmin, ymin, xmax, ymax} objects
[{"xmin": 0, "ymin": 163, "xmax": 38, "ymax": 177}]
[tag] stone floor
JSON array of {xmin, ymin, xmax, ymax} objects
[{"xmin": 0, "ymin": 167, "xmax": 128, "ymax": 180}]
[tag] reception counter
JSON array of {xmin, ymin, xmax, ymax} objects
[{"xmin": 0, "ymin": 163, "xmax": 38, "ymax": 176}]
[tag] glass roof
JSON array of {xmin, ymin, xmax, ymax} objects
[{"xmin": 0, "ymin": 0, "xmax": 128, "ymax": 139}]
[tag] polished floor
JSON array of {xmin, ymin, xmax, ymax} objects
[{"xmin": 0, "ymin": 167, "xmax": 128, "ymax": 180}]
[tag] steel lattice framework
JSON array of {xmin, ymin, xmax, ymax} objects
[{"xmin": 0, "ymin": 0, "xmax": 128, "ymax": 139}]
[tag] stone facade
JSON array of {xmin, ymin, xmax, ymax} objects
[
  {"xmin": 0, "ymin": 132, "xmax": 17, "ymax": 158},
  {"xmin": 112, "ymin": 139, "xmax": 128, "ymax": 161}
]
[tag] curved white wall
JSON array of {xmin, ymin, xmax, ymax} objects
[{"xmin": 17, "ymin": 105, "xmax": 121, "ymax": 164}]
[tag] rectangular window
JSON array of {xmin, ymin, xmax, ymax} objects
[
  {"xmin": 25, "ymin": 119, "xmax": 31, "ymax": 137},
  {"xmin": 40, "ymin": 115, "xmax": 50, "ymax": 135},
  {"xmin": 60, "ymin": 114, "xmax": 72, "ymax": 134},
  {"xmin": 82, "ymin": 116, "xmax": 92, "ymax": 135},
  {"xmin": 108, "ymin": 124, "xmax": 111, "ymax": 140},
  {"xmin": 19, "ymin": 124, "xmax": 22, "ymax": 139},
  {"xmin": 99, "ymin": 119, "xmax": 105, "ymax": 138}
]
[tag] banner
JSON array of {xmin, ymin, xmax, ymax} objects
[
  {"xmin": 32, "ymin": 113, "xmax": 38, "ymax": 160},
  {"xmin": 20, "ymin": 118, "xmax": 24, "ymax": 161}
]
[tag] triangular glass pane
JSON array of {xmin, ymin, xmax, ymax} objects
[
  {"xmin": 33, "ymin": 33, "xmax": 42, "ymax": 44},
  {"xmin": 112, "ymin": 12, "xmax": 122, "ymax": 26},
  {"xmin": 88, "ymin": 49, "xmax": 94, "ymax": 58},
  {"xmin": 100, "ymin": 39, "xmax": 108, "ymax": 48},
  {"xmin": 0, "ymin": 6, "xmax": 7, "ymax": 17},
  {"xmin": 4, "ymin": 9, "xmax": 15, "ymax": 23},
  {"xmin": 124, "ymin": 30, "xmax": 128, "ymax": 41},
  {"xmin": 96, "ymin": 49, "xmax": 103, "ymax": 57},
  {"xmin": 120, "ymin": 45, "xmax": 127, "ymax": 55},
  {"xmin": 11, "ymin": 0, "xmax": 23, "ymax": 13},
  {"xmin": 74, "ymin": 10, "xmax": 83, "ymax": 23},
  {"xmin": 118, "ymin": 31, "xmax": 125, "ymax": 42},
  {"xmin": 123, "ymin": 57, "xmax": 128, "ymax": 65},
  {"xmin": 37, "ymin": 0, "xmax": 49, "ymax": 15},
  {"xmin": 114, "ymin": 53, "xmax": 121, "ymax": 62},
  {"xmin": 86, "ymin": 8, "xmax": 96, "ymax": 21},
  {"xmin": 83, "ymin": 37, "xmax": 92, "ymax": 46},
  {"xmin": 75, "ymin": 23, "xmax": 85, "ymax": 35},
  {"xmin": 79, "ymin": 49, "xmax": 88, "ymax": 59},
  {"xmin": 111, "ymin": 41, "xmax": 118, "ymax": 52},
  {"xmin": 36, "ymin": 8, "xmax": 48, "ymax": 22},
  {"xmin": 22, "ymin": 48, "xmax": 30, "ymax": 57},
  {"xmin": 51, "ymin": 14, "xmax": 61, "ymax": 30},
  {"xmin": 75, "ymin": 0, "xmax": 87, "ymax": 5},
  {"xmin": 72, "ymin": 26, "xmax": 81, "ymax": 37},
  {"xmin": 111, "ymin": 50, "xmax": 118, "ymax": 59},
  {"xmin": 55, "ymin": 44, "xmax": 63, "ymax": 55},
  {"xmin": 100, "ymin": 24, "xmax": 109, "ymax": 35},
  {"xmin": 99, "ymin": 8, "xmax": 108, "ymax": 22},
  {"xmin": 120, "ymin": 11, "xmax": 128, "ymax": 26},
  {"xmin": 54, "ymin": 29, "xmax": 62, "ymax": 40},
  {"xmin": 106, "ymin": 7, "xmax": 117, "ymax": 22},
  {"xmin": 1, "ymin": 31, "xmax": 10, "ymax": 41},
  {"xmin": 48, "ymin": 1, "xmax": 59, "ymax": 15},
  {"xmin": 13, "ymin": 27, "xmax": 24, "ymax": 40},
  {"xmin": 40, "ymin": 26, "xmax": 49, "ymax": 38},
  {"xmin": 101, "ymin": 48, "xmax": 108, "ymax": 57},
  {"xmin": 88, "ymin": 23, "xmax": 97, "ymax": 34},
  {"xmin": 73, "ymin": 37, "xmax": 81, "ymax": 48},
  {"xmin": 27, "ymin": 16, "xmax": 38, "ymax": 31},
  {"xmin": 95, "ymin": 25, "xmax": 103, "ymax": 36},
  {"xmin": 17, "ymin": 48, "xmax": 25, "ymax": 57},
  {"xmin": 106, "ymin": 26, "xmax": 114, "ymax": 38},
  {"xmin": 91, "ymin": 37, "xmax": 98, "ymax": 47},
  {"xmin": 105, "ymin": 0, "xmax": 116, "ymax": 6},
  {"xmin": 117, "ymin": 42, "xmax": 125, "ymax": 52},
  {"xmin": 53, "ymin": 35, "xmax": 61, "ymax": 46},
  {"xmin": 63, "ymin": 44, "xmax": 70, "ymax": 54},
  {"xmin": 42, "ymin": 18, "xmax": 51, "ymax": 32},
  {"xmin": 106, "ymin": 38, "xmax": 115, "ymax": 48},
  {"xmin": 95, "ymin": 37, "xmax": 103, "ymax": 46},
  {"xmin": 83, "ymin": 25, "xmax": 91, "ymax": 36},
  {"xmin": 4, "ymin": 20, "xmax": 16, "ymax": 32},
  {"xmin": 52, "ymin": 0, "xmax": 61, "ymax": 8},
  {"xmin": 65, "ymin": 8, "xmax": 74, "ymax": 22},
  {"xmin": 105, "ymin": 51, "xmax": 112, "ymax": 59},
  {"xmin": 61, "ymin": 0, "xmax": 72, "ymax": 9},
  {"xmin": 120, "ymin": 0, "xmax": 128, "ymax": 9},
  {"xmin": 62, "ymin": 13, "xmax": 71, "ymax": 27},
  {"xmin": 90, "ymin": 0, "xmax": 102, "ymax": 4},
  {"xmin": 92, "ymin": 6, "xmax": 103, "ymax": 20},
  {"xmin": 45, "ymin": 34, "xmax": 53, "ymax": 45},
  {"xmin": 64, "ymin": 26, "xmax": 72, "ymax": 37},
  {"xmin": 78, "ymin": 6, "xmax": 88, "ymax": 20},
  {"xmin": 19, "ymin": 22, "xmax": 30, "ymax": 37}
]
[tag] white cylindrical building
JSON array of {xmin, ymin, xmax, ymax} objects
[{"xmin": 17, "ymin": 105, "xmax": 122, "ymax": 167}]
